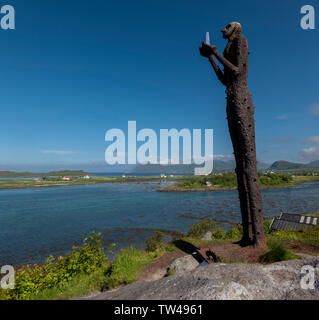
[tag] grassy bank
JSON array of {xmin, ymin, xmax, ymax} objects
[
  {"xmin": 0, "ymin": 233, "xmax": 165, "ymax": 300},
  {"xmin": 0, "ymin": 175, "xmax": 187, "ymax": 190},
  {"xmin": 2, "ymin": 172, "xmax": 319, "ymax": 192},
  {"xmin": 0, "ymin": 171, "xmax": 90, "ymax": 178},
  {"xmin": 159, "ymin": 173, "xmax": 319, "ymax": 192},
  {"xmin": 1, "ymin": 214, "xmax": 319, "ymax": 300}
]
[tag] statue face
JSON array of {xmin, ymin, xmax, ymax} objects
[{"xmin": 221, "ymin": 23, "xmax": 235, "ymax": 39}]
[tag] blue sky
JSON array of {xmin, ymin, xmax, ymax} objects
[{"xmin": 0, "ymin": 0, "xmax": 318, "ymax": 171}]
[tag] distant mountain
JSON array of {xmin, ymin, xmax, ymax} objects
[
  {"xmin": 127, "ymin": 164, "xmax": 196, "ymax": 174},
  {"xmin": 128, "ymin": 160, "xmax": 269, "ymax": 174},
  {"xmin": 269, "ymin": 160, "xmax": 319, "ymax": 171},
  {"xmin": 270, "ymin": 161, "xmax": 307, "ymax": 171},
  {"xmin": 308, "ymin": 160, "xmax": 319, "ymax": 168},
  {"xmin": 257, "ymin": 161, "xmax": 270, "ymax": 170}
]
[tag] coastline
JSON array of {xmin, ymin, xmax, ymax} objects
[
  {"xmin": 0, "ymin": 177, "xmax": 184, "ymax": 191},
  {"xmin": 157, "ymin": 179, "xmax": 319, "ymax": 193},
  {"xmin": 1, "ymin": 175, "xmax": 318, "ymax": 192}
]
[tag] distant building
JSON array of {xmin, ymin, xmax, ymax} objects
[
  {"xmin": 83, "ymin": 175, "xmax": 91, "ymax": 179},
  {"xmin": 63, "ymin": 176, "xmax": 71, "ymax": 181}
]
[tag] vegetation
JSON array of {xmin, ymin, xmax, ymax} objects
[
  {"xmin": 259, "ymin": 240, "xmax": 301, "ymax": 263},
  {"xmin": 187, "ymin": 218, "xmax": 217, "ymax": 238},
  {"xmin": 0, "ymin": 170, "xmax": 89, "ymax": 178},
  {"xmin": 174, "ymin": 174, "xmax": 237, "ymax": 190},
  {"xmin": 268, "ymin": 225, "xmax": 319, "ymax": 247},
  {"xmin": 144, "ymin": 231, "xmax": 165, "ymax": 252},
  {"xmin": 1, "ymin": 214, "xmax": 319, "ymax": 300},
  {"xmin": 304, "ymin": 212, "xmax": 319, "ymax": 218},
  {"xmin": 184, "ymin": 217, "xmax": 319, "ymax": 250},
  {"xmin": 224, "ymin": 224, "xmax": 244, "ymax": 240},
  {"xmin": 0, "ymin": 233, "xmax": 162, "ymax": 300},
  {"xmin": 258, "ymin": 172, "xmax": 293, "ymax": 186},
  {"xmin": 106, "ymin": 247, "xmax": 162, "ymax": 289},
  {"xmin": 1, "ymin": 171, "xmax": 319, "ymax": 192},
  {"xmin": 0, "ymin": 175, "xmax": 188, "ymax": 190},
  {"xmin": 166, "ymin": 268, "xmax": 176, "ymax": 277},
  {"xmin": 0, "ymin": 233, "xmax": 110, "ymax": 300},
  {"xmin": 186, "ymin": 218, "xmax": 244, "ymax": 241},
  {"xmin": 161, "ymin": 172, "xmax": 319, "ymax": 192}
]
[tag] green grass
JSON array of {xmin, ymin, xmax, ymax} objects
[
  {"xmin": 259, "ymin": 240, "xmax": 301, "ymax": 263},
  {"xmin": 0, "ymin": 236, "xmax": 164, "ymax": 301},
  {"xmin": 0, "ymin": 175, "xmax": 188, "ymax": 190},
  {"xmin": 166, "ymin": 268, "xmax": 176, "ymax": 277},
  {"xmin": 106, "ymin": 247, "xmax": 163, "ymax": 289},
  {"xmin": 303, "ymin": 212, "xmax": 319, "ymax": 218},
  {"xmin": 268, "ymin": 225, "xmax": 319, "ymax": 246},
  {"xmin": 2, "ymin": 214, "xmax": 319, "ymax": 300},
  {"xmin": 161, "ymin": 173, "xmax": 319, "ymax": 192},
  {"xmin": 27, "ymin": 264, "xmax": 110, "ymax": 300},
  {"xmin": 0, "ymin": 170, "xmax": 90, "ymax": 178},
  {"xmin": 0, "ymin": 233, "xmax": 110, "ymax": 300}
]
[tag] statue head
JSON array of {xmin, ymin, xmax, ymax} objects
[{"xmin": 221, "ymin": 22, "xmax": 242, "ymax": 40}]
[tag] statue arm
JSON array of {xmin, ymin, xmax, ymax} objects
[
  {"xmin": 208, "ymin": 55, "xmax": 227, "ymax": 86},
  {"xmin": 212, "ymin": 49, "xmax": 239, "ymax": 75},
  {"xmin": 212, "ymin": 36, "xmax": 247, "ymax": 76}
]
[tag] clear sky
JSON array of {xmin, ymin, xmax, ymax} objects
[{"xmin": 1, "ymin": 0, "xmax": 318, "ymax": 171}]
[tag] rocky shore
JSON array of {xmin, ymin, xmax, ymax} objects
[{"xmin": 82, "ymin": 254, "xmax": 319, "ymax": 300}]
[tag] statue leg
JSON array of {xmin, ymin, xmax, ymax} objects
[{"xmin": 227, "ymin": 93, "xmax": 266, "ymax": 248}]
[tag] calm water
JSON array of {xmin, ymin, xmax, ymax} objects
[{"xmin": 0, "ymin": 181, "xmax": 318, "ymax": 265}]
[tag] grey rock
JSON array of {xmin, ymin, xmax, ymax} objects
[
  {"xmin": 201, "ymin": 232, "xmax": 212, "ymax": 241},
  {"xmin": 168, "ymin": 255, "xmax": 199, "ymax": 275},
  {"xmin": 82, "ymin": 254, "xmax": 319, "ymax": 300}
]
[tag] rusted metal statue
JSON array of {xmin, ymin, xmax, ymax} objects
[{"xmin": 200, "ymin": 22, "xmax": 266, "ymax": 249}]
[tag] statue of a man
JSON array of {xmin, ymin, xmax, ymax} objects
[{"xmin": 200, "ymin": 22, "xmax": 266, "ymax": 249}]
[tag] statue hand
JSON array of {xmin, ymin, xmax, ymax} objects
[{"xmin": 199, "ymin": 41, "xmax": 217, "ymax": 58}]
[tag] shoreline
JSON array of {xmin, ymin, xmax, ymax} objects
[
  {"xmin": 0, "ymin": 177, "xmax": 182, "ymax": 191},
  {"xmin": 157, "ymin": 180, "xmax": 312, "ymax": 193},
  {"xmin": 1, "ymin": 176, "xmax": 318, "ymax": 192}
]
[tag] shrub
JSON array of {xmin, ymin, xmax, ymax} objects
[
  {"xmin": 187, "ymin": 218, "xmax": 217, "ymax": 238},
  {"xmin": 268, "ymin": 225, "xmax": 319, "ymax": 246},
  {"xmin": 206, "ymin": 174, "xmax": 237, "ymax": 187},
  {"xmin": 166, "ymin": 268, "xmax": 176, "ymax": 277},
  {"xmin": 224, "ymin": 224, "xmax": 243, "ymax": 240},
  {"xmin": 259, "ymin": 173, "xmax": 293, "ymax": 186},
  {"xmin": 259, "ymin": 240, "xmax": 300, "ymax": 263},
  {"xmin": 144, "ymin": 231, "xmax": 165, "ymax": 252},
  {"xmin": 211, "ymin": 227, "xmax": 224, "ymax": 240},
  {"xmin": 107, "ymin": 247, "xmax": 159, "ymax": 289},
  {"xmin": 1, "ymin": 232, "xmax": 110, "ymax": 300},
  {"xmin": 263, "ymin": 220, "xmax": 272, "ymax": 234}
]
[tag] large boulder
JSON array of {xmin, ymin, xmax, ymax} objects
[
  {"xmin": 84, "ymin": 254, "xmax": 319, "ymax": 300},
  {"xmin": 168, "ymin": 255, "xmax": 200, "ymax": 275},
  {"xmin": 201, "ymin": 232, "xmax": 212, "ymax": 241}
]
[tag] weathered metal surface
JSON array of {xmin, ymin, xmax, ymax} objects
[
  {"xmin": 200, "ymin": 22, "xmax": 266, "ymax": 248},
  {"xmin": 270, "ymin": 213, "xmax": 318, "ymax": 232}
]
